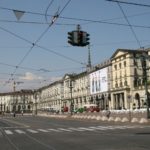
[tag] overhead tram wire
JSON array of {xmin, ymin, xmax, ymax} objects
[
  {"xmin": 0, "ymin": 72, "xmax": 24, "ymax": 76},
  {"xmin": 0, "ymin": 6, "xmax": 49, "ymax": 17},
  {"xmin": 0, "ymin": 60, "xmax": 85, "ymax": 74},
  {"xmin": 0, "ymin": 59, "xmax": 85, "ymax": 73},
  {"xmin": 2, "ymin": 5, "xmax": 150, "ymax": 29},
  {"xmin": 80, "ymin": 10, "xmax": 150, "ymax": 26},
  {"xmin": 1, "ymin": 17, "xmax": 150, "ymax": 30},
  {"xmin": 117, "ymin": 2, "xmax": 142, "ymax": 48},
  {"xmin": 106, "ymin": 0, "xmax": 150, "ymax": 8},
  {"xmin": 0, "ymin": 26, "xmax": 85, "ymax": 66},
  {"xmin": 45, "ymin": 0, "xmax": 55, "ymax": 23},
  {"xmin": 1, "ymin": 0, "xmax": 148, "ymax": 89},
  {"xmin": 0, "ymin": 19, "xmax": 76, "ymax": 26},
  {"xmin": 2, "ymin": 0, "xmax": 73, "ymax": 88},
  {"xmin": 10, "ymin": 0, "xmax": 72, "ymax": 75},
  {"xmin": 0, "ymin": 61, "xmax": 40, "ymax": 72},
  {"xmin": 1, "ymin": 6, "xmax": 150, "ymax": 29},
  {"xmin": 36, "ymin": 44, "xmax": 85, "ymax": 65}
]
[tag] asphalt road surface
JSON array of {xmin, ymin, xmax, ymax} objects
[{"xmin": 0, "ymin": 115, "xmax": 150, "ymax": 150}]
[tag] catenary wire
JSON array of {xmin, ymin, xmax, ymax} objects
[
  {"xmin": 0, "ymin": 61, "xmax": 85, "ymax": 74},
  {"xmin": 12, "ymin": 0, "xmax": 72, "ymax": 74},
  {"xmin": 2, "ymin": 0, "xmax": 73, "ymax": 89},
  {"xmin": 106, "ymin": 0, "xmax": 150, "ymax": 8},
  {"xmin": 1, "ymin": 0, "xmax": 149, "ymax": 91},
  {"xmin": 117, "ymin": 2, "xmax": 142, "ymax": 48},
  {"xmin": 45, "ymin": 0, "xmax": 54, "ymax": 23},
  {"xmin": 1, "ymin": 17, "xmax": 150, "ymax": 29},
  {"xmin": 1, "ymin": 6, "xmax": 150, "ymax": 29},
  {"xmin": 0, "ymin": 25, "xmax": 85, "ymax": 65}
]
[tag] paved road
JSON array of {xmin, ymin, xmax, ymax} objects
[{"xmin": 0, "ymin": 115, "xmax": 150, "ymax": 150}]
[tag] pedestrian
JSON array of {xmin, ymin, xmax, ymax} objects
[
  {"xmin": 21, "ymin": 110, "xmax": 23, "ymax": 116},
  {"xmin": 106, "ymin": 110, "xmax": 111, "ymax": 118},
  {"xmin": 13, "ymin": 112, "xmax": 16, "ymax": 117}
]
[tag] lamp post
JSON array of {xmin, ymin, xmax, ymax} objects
[
  {"xmin": 140, "ymin": 53, "xmax": 150, "ymax": 119},
  {"xmin": 127, "ymin": 95, "xmax": 132, "ymax": 121},
  {"xmin": 0, "ymin": 102, "xmax": 2, "ymax": 114},
  {"xmin": 33, "ymin": 90, "xmax": 38, "ymax": 115},
  {"xmin": 69, "ymin": 79, "xmax": 74, "ymax": 115}
]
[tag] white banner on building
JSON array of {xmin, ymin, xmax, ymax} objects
[{"xmin": 90, "ymin": 67, "xmax": 108, "ymax": 94}]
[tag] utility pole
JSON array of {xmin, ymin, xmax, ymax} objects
[
  {"xmin": 141, "ymin": 53, "xmax": 150, "ymax": 119},
  {"xmin": 86, "ymin": 44, "xmax": 92, "ymax": 71},
  {"xmin": 69, "ymin": 79, "xmax": 74, "ymax": 115},
  {"xmin": 13, "ymin": 81, "xmax": 23, "ymax": 92},
  {"xmin": 13, "ymin": 81, "xmax": 16, "ymax": 92},
  {"xmin": 34, "ymin": 90, "xmax": 38, "ymax": 115}
]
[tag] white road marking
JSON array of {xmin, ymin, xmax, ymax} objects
[
  {"xmin": 15, "ymin": 129, "xmax": 26, "ymax": 134},
  {"xmin": 115, "ymin": 126, "xmax": 128, "ymax": 129},
  {"xmin": 98, "ymin": 126, "xmax": 121, "ymax": 130},
  {"xmin": 78, "ymin": 127, "xmax": 95, "ymax": 131},
  {"xmin": 58, "ymin": 128, "xmax": 72, "ymax": 132},
  {"xmin": 27, "ymin": 129, "xmax": 38, "ymax": 133},
  {"xmin": 89, "ymin": 126, "xmax": 106, "ymax": 130},
  {"xmin": 5, "ymin": 130, "xmax": 13, "ymax": 135},
  {"xmin": 68, "ymin": 127, "xmax": 85, "ymax": 131},
  {"xmin": 48, "ymin": 129, "xmax": 62, "ymax": 132},
  {"xmin": 38, "ymin": 129, "xmax": 49, "ymax": 132},
  {"xmin": 2, "ymin": 125, "xmax": 145, "ymax": 136}
]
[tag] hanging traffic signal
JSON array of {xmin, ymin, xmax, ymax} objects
[
  {"xmin": 68, "ymin": 31, "xmax": 74, "ymax": 46},
  {"xmin": 68, "ymin": 31, "xmax": 79, "ymax": 46},
  {"xmin": 78, "ymin": 31, "xmax": 83, "ymax": 45},
  {"xmin": 85, "ymin": 33, "xmax": 90, "ymax": 46},
  {"xmin": 67, "ymin": 25, "xmax": 90, "ymax": 47},
  {"xmin": 78, "ymin": 31, "xmax": 90, "ymax": 47}
]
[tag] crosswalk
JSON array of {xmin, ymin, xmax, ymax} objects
[{"xmin": 0, "ymin": 125, "xmax": 148, "ymax": 136}]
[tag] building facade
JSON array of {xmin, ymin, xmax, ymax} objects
[
  {"xmin": 110, "ymin": 49, "xmax": 149, "ymax": 110},
  {"xmin": 0, "ymin": 48, "xmax": 149, "ymax": 114},
  {"xmin": 38, "ymin": 80, "xmax": 64, "ymax": 113},
  {"xmin": 0, "ymin": 90, "xmax": 34, "ymax": 114}
]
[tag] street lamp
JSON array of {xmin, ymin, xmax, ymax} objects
[
  {"xmin": 140, "ymin": 53, "xmax": 150, "ymax": 118},
  {"xmin": 69, "ymin": 79, "xmax": 74, "ymax": 115},
  {"xmin": 127, "ymin": 95, "xmax": 132, "ymax": 121},
  {"xmin": 33, "ymin": 90, "xmax": 38, "ymax": 115}
]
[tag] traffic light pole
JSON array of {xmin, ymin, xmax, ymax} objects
[
  {"xmin": 144, "ymin": 75, "xmax": 150, "ymax": 119},
  {"xmin": 69, "ymin": 79, "xmax": 74, "ymax": 115},
  {"xmin": 145, "ymin": 71, "xmax": 150, "ymax": 119},
  {"xmin": 70, "ymin": 85, "xmax": 73, "ymax": 115},
  {"xmin": 142, "ymin": 56, "xmax": 150, "ymax": 119}
]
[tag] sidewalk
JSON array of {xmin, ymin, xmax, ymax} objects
[{"xmin": 37, "ymin": 112, "xmax": 150, "ymax": 125}]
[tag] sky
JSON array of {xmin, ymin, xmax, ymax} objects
[{"xmin": 0, "ymin": 0, "xmax": 150, "ymax": 92}]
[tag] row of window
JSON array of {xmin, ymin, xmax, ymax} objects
[
  {"xmin": 115, "ymin": 80, "xmax": 128, "ymax": 88},
  {"xmin": 114, "ymin": 61, "xmax": 126, "ymax": 70},
  {"xmin": 115, "ymin": 78, "xmax": 147, "ymax": 88},
  {"xmin": 134, "ymin": 78, "xmax": 146, "ymax": 87}
]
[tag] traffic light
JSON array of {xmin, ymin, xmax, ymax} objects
[
  {"xmin": 67, "ymin": 29, "xmax": 90, "ymax": 47},
  {"xmin": 78, "ymin": 31, "xmax": 90, "ymax": 46},
  {"xmin": 86, "ymin": 33, "xmax": 90, "ymax": 46},
  {"xmin": 68, "ymin": 31, "xmax": 74, "ymax": 46},
  {"xmin": 78, "ymin": 31, "xmax": 83, "ymax": 45}
]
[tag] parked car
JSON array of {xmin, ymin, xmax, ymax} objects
[
  {"xmin": 83, "ymin": 104, "xmax": 100, "ymax": 112},
  {"xmin": 63, "ymin": 106, "xmax": 68, "ymax": 112}
]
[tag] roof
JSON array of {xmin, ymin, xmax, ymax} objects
[
  {"xmin": 0, "ymin": 89, "xmax": 33, "ymax": 96},
  {"xmin": 111, "ymin": 48, "xmax": 147, "ymax": 59}
]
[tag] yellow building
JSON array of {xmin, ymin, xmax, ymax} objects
[
  {"xmin": 0, "ymin": 48, "xmax": 150, "ymax": 114},
  {"xmin": 110, "ymin": 49, "xmax": 149, "ymax": 110}
]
